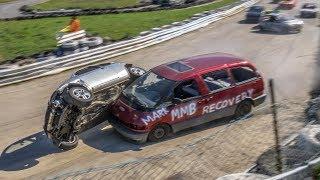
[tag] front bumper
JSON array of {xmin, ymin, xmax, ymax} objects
[
  {"xmin": 253, "ymin": 94, "xmax": 267, "ymax": 107},
  {"xmin": 108, "ymin": 114, "xmax": 149, "ymax": 143}
]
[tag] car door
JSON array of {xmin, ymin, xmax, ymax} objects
[
  {"xmin": 167, "ymin": 78, "xmax": 209, "ymax": 132},
  {"xmin": 200, "ymin": 69, "xmax": 236, "ymax": 121}
]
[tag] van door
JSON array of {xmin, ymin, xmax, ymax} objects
[
  {"xmin": 168, "ymin": 78, "xmax": 208, "ymax": 132},
  {"xmin": 230, "ymin": 66, "xmax": 264, "ymax": 107},
  {"xmin": 200, "ymin": 69, "xmax": 236, "ymax": 121}
]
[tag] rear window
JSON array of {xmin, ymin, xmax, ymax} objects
[{"xmin": 231, "ymin": 67, "xmax": 257, "ymax": 83}]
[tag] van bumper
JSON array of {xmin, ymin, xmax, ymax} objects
[
  {"xmin": 108, "ymin": 115, "xmax": 149, "ymax": 143},
  {"xmin": 253, "ymin": 94, "xmax": 267, "ymax": 107}
]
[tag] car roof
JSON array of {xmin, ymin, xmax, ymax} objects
[
  {"xmin": 302, "ymin": 3, "xmax": 317, "ymax": 8},
  {"xmin": 152, "ymin": 53, "xmax": 248, "ymax": 81}
]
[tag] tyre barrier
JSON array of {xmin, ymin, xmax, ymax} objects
[
  {"xmin": 0, "ymin": 0, "xmax": 258, "ymax": 87},
  {"xmin": 61, "ymin": 40, "xmax": 79, "ymax": 49},
  {"xmin": 12, "ymin": 0, "xmax": 223, "ymax": 21},
  {"xmin": 78, "ymin": 37, "xmax": 104, "ymax": 47}
]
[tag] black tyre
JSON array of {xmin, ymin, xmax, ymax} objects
[
  {"xmin": 129, "ymin": 66, "xmax": 146, "ymax": 78},
  {"xmin": 52, "ymin": 133, "xmax": 79, "ymax": 151},
  {"xmin": 234, "ymin": 100, "xmax": 252, "ymax": 119},
  {"xmin": 62, "ymin": 85, "xmax": 93, "ymax": 108},
  {"xmin": 148, "ymin": 124, "xmax": 170, "ymax": 142}
]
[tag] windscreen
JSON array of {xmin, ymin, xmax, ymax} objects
[{"xmin": 123, "ymin": 72, "xmax": 176, "ymax": 109}]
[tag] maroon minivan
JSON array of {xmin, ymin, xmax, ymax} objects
[{"xmin": 109, "ymin": 53, "xmax": 266, "ymax": 143}]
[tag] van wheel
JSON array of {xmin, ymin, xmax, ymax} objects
[
  {"xmin": 235, "ymin": 101, "xmax": 252, "ymax": 119},
  {"xmin": 148, "ymin": 124, "xmax": 170, "ymax": 142}
]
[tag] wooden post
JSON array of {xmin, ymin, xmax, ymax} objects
[{"xmin": 269, "ymin": 79, "xmax": 283, "ymax": 173}]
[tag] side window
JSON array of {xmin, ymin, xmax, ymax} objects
[
  {"xmin": 174, "ymin": 80, "xmax": 200, "ymax": 100},
  {"xmin": 231, "ymin": 67, "xmax": 257, "ymax": 83},
  {"xmin": 202, "ymin": 70, "xmax": 232, "ymax": 92}
]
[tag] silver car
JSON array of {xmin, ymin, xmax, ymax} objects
[
  {"xmin": 300, "ymin": 3, "xmax": 318, "ymax": 18},
  {"xmin": 44, "ymin": 62, "xmax": 146, "ymax": 150},
  {"xmin": 259, "ymin": 14, "xmax": 304, "ymax": 33}
]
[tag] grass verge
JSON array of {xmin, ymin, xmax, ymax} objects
[
  {"xmin": 0, "ymin": 0, "xmax": 16, "ymax": 3},
  {"xmin": 0, "ymin": 0, "xmax": 237, "ymax": 62},
  {"xmin": 33, "ymin": 0, "xmax": 140, "ymax": 10}
]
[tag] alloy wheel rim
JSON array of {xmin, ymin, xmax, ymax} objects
[{"xmin": 72, "ymin": 88, "xmax": 91, "ymax": 100}]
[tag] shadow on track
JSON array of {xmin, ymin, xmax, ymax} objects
[
  {"xmin": 238, "ymin": 19, "xmax": 260, "ymax": 24},
  {"xmin": 250, "ymin": 25, "xmax": 296, "ymax": 35},
  {"xmin": 0, "ymin": 115, "xmax": 249, "ymax": 172},
  {"xmin": 81, "ymin": 116, "xmax": 243, "ymax": 153},
  {"xmin": 0, "ymin": 131, "xmax": 62, "ymax": 171}
]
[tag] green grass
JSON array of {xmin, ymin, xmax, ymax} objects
[
  {"xmin": 33, "ymin": 0, "xmax": 140, "ymax": 10},
  {"xmin": 0, "ymin": 0, "xmax": 237, "ymax": 62},
  {"xmin": 0, "ymin": 0, "xmax": 16, "ymax": 3}
]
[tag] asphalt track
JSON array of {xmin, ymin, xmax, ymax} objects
[
  {"xmin": 0, "ymin": 0, "xmax": 48, "ymax": 18},
  {"xmin": 0, "ymin": 0, "xmax": 319, "ymax": 179}
]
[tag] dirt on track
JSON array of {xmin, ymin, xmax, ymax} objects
[{"xmin": 0, "ymin": 0, "xmax": 319, "ymax": 179}]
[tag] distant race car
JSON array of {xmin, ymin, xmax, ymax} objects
[
  {"xmin": 259, "ymin": 13, "xmax": 304, "ymax": 33},
  {"xmin": 300, "ymin": 3, "xmax": 318, "ymax": 18},
  {"xmin": 245, "ymin": 5, "xmax": 265, "ymax": 22},
  {"xmin": 44, "ymin": 62, "xmax": 146, "ymax": 150},
  {"xmin": 109, "ymin": 53, "xmax": 266, "ymax": 143},
  {"xmin": 279, "ymin": 0, "xmax": 297, "ymax": 9}
]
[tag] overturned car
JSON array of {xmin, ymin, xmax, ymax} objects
[{"xmin": 44, "ymin": 62, "xmax": 146, "ymax": 150}]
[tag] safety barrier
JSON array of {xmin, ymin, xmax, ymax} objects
[
  {"xmin": 0, "ymin": 0, "xmax": 258, "ymax": 87},
  {"xmin": 267, "ymin": 157, "xmax": 320, "ymax": 180},
  {"xmin": 57, "ymin": 30, "xmax": 87, "ymax": 45}
]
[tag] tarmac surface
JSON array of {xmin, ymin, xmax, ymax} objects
[
  {"xmin": 0, "ymin": 0, "xmax": 319, "ymax": 179},
  {"xmin": 0, "ymin": 0, "xmax": 48, "ymax": 18}
]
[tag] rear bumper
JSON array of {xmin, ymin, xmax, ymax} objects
[
  {"xmin": 253, "ymin": 94, "xmax": 267, "ymax": 107},
  {"xmin": 108, "ymin": 115, "xmax": 149, "ymax": 143}
]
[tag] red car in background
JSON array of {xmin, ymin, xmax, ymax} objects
[
  {"xmin": 109, "ymin": 53, "xmax": 266, "ymax": 143},
  {"xmin": 279, "ymin": 0, "xmax": 297, "ymax": 9}
]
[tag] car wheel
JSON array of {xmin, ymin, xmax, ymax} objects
[
  {"xmin": 62, "ymin": 85, "xmax": 93, "ymax": 107},
  {"xmin": 234, "ymin": 100, "xmax": 252, "ymax": 119},
  {"xmin": 52, "ymin": 133, "xmax": 79, "ymax": 151},
  {"xmin": 129, "ymin": 66, "xmax": 146, "ymax": 78},
  {"xmin": 148, "ymin": 124, "xmax": 170, "ymax": 142}
]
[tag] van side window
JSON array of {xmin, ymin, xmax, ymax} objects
[
  {"xmin": 174, "ymin": 80, "xmax": 200, "ymax": 100},
  {"xmin": 231, "ymin": 67, "xmax": 257, "ymax": 83},
  {"xmin": 202, "ymin": 70, "xmax": 232, "ymax": 92}
]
